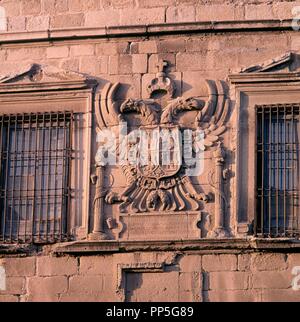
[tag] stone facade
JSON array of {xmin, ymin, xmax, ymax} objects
[
  {"xmin": 0, "ymin": 0, "xmax": 300, "ymax": 302},
  {"xmin": 0, "ymin": 251, "xmax": 300, "ymax": 302}
]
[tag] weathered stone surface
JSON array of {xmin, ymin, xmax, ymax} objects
[
  {"xmin": 47, "ymin": 46, "xmax": 69, "ymax": 59},
  {"xmin": 50, "ymin": 13, "xmax": 84, "ymax": 28},
  {"xmin": 21, "ymin": 0, "xmax": 41, "ymax": 15},
  {"xmin": 251, "ymin": 253, "xmax": 288, "ymax": 271},
  {"xmin": 245, "ymin": 5, "xmax": 274, "ymax": 20},
  {"xmin": 37, "ymin": 256, "xmax": 78, "ymax": 276},
  {"xmin": 209, "ymin": 271, "xmax": 250, "ymax": 290},
  {"xmin": 202, "ymin": 255, "xmax": 237, "ymax": 272},
  {"xmin": 70, "ymin": 44, "xmax": 95, "ymax": 57},
  {"xmin": 252, "ymin": 271, "xmax": 292, "ymax": 289},
  {"xmin": 0, "ymin": 277, "xmax": 26, "ymax": 295},
  {"xmin": 138, "ymin": 41, "xmax": 158, "ymax": 54},
  {"xmin": 69, "ymin": 0, "xmax": 99, "ymax": 12},
  {"xmin": 8, "ymin": 16, "xmax": 26, "ymax": 32},
  {"xmin": 238, "ymin": 254, "xmax": 251, "ymax": 271},
  {"xmin": 205, "ymin": 290, "xmax": 261, "ymax": 302},
  {"xmin": 119, "ymin": 8, "xmax": 165, "ymax": 25},
  {"xmin": 69, "ymin": 276, "xmax": 104, "ymax": 294},
  {"xmin": 28, "ymin": 276, "xmax": 68, "ymax": 295},
  {"xmin": 79, "ymin": 256, "xmax": 113, "ymax": 276},
  {"xmin": 126, "ymin": 272, "xmax": 179, "ymax": 302},
  {"xmin": 261, "ymin": 289, "xmax": 300, "ymax": 302},
  {"xmin": 166, "ymin": 6, "xmax": 196, "ymax": 23},
  {"xmin": 26, "ymin": 15, "xmax": 50, "ymax": 31},
  {"xmin": 0, "ymin": 257, "xmax": 36, "ymax": 277},
  {"xmin": 0, "ymin": 0, "xmax": 299, "ymax": 304},
  {"xmin": 6, "ymin": 47, "xmax": 46, "ymax": 61},
  {"xmin": 42, "ymin": 0, "xmax": 68, "ymax": 14},
  {"xmin": 287, "ymin": 253, "xmax": 300, "ymax": 269},
  {"xmin": 179, "ymin": 255, "xmax": 201, "ymax": 273},
  {"xmin": 132, "ymin": 54, "xmax": 148, "ymax": 74},
  {"xmin": 85, "ymin": 10, "xmax": 120, "ymax": 28}
]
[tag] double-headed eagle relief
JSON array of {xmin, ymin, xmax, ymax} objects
[{"xmin": 94, "ymin": 61, "xmax": 229, "ymax": 221}]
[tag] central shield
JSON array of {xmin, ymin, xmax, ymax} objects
[{"xmin": 137, "ymin": 125, "xmax": 182, "ymax": 180}]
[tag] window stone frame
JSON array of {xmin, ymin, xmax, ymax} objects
[
  {"xmin": 229, "ymin": 72, "xmax": 300, "ymax": 238},
  {"xmin": 0, "ymin": 66, "xmax": 98, "ymax": 246}
]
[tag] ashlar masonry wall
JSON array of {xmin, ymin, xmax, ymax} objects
[
  {"xmin": 0, "ymin": 0, "xmax": 299, "ymax": 302},
  {"xmin": 0, "ymin": 251, "xmax": 300, "ymax": 302}
]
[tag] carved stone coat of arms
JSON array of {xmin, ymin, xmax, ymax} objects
[{"xmin": 90, "ymin": 61, "xmax": 230, "ymax": 241}]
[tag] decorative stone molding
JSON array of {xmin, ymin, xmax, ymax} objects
[
  {"xmin": 114, "ymin": 252, "xmax": 180, "ymax": 302},
  {"xmin": 238, "ymin": 52, "xmax": 293, "ymax": 74},
  {"xmin": 229, "ymin": 53, "xmax": 300, "ymax": 237},
  {"xmin": 0, "ymin": 20, "xmax": 294, "ymax": 45},
  {"xmin": 208, "ymin": 142, "xmax": 230, "ymax": 238},
  {"xmin": 0, "ymin": 64, "xmax": 98, "ymax": 242}
]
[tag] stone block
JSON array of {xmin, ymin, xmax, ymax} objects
[
  {"xmin": 50, "ymin": 13, "xmax": 84, "ymax": 28},
  {"xmin": 85, "ymin": 10, "xmax": 120, "ymax": 27},
  {"xmin": 251, "ymin": 253, "xmax": 287, "ymax": 271},
  {"xmin": 8, "ymin": 16, "xmax": 26, "ymax": 32},
  {"xmin": 261, "ymin": 289, "xmax": 300, "ymax": 302},
  {"xmin": 37, "ymin": 256, "xmax": 78, "ymax": 276},
  {"xmin": 202, "ymin": 254, "xmax": 237, "ymax": 272},
  {"xmin": 47, "ymin": 46, "xmax": 69, "ymax": 59},
  {"xmin": 42, "ymin": 0, "xmax": 68, "ymax": 14},
  {"xmin": 196, "ymin": 5, "xmax": 238, "ymax": 22},
  {"xmin": 179, "ymin": 255, "xmax": 201, "ymax": 273},
  {"xmin": 245, "ymin": 5, "xmax": 274, "ymax": 20},
  {"xmin": 79, "ymin": 256, "xmax": 113, "ymax": 276},
  {"xmin": 157, "ymin": 38, "xmax": 187, "ymax": 53},
  {"xmin": 166, "ymin": 6, "xmax": 196, "ymax": 23},
  {"xmin": 132, "ymin": 54, "xmax": 148, "ymax": 74},
  {"xmin": 119, "ymin": 8, "xmax": 165, "ymax": 25},
  {"xmin": 176, "ymin": 52, "xmax": 214, "ymax": 71},
  {"xmin": 69, "ymin": 276, "xmax": 104, "ymax": 294},
  {"xmin": 0, "ymin": 277, "xmax": 26, "ymax": 295},
  {"xmin": 102, "ymin": 0, "xmax": 136, "ymax": 10},
  {"xmin": 6, "ymin": 47, "xmax": 46, "ymax": 61},
  {"xmin": 70, "ymin": 44, "xmax": 95, "ymax": 57},
  {"xmin": 0, "ymin": 257, "xmax": 36, "ymax": 277},
  {"xmin": 238, "ymin": 254, "xmax": 251, "ymax": 271},
  {"xmin": 209, "ymin": 271, "xmax": 250, "ymax": 290},
  {"xmin": 205, "ymin": 290, "xmax": 261, "ymax": 302},
  {"xmin": 2, "ymin": 2, "xmax": 21, "ymax": 17},
  {"xmin": 139, "ymin": 41, "xmax": 158, "ymax": 54},
  {"xmin": 109, "ymin": 55, "xmax": 132, "ymax": 75},
  {"xmin": 69, "ymin": 0, "xmax": 99, "ymax": 12},
  {"xmin": 28, "ymin": 276, "xmax": 68, "ymax": 295},
  {"xmin": 252, "ymin": 271, "xmax": 292, "ymax": 289},
  {"xmin": 21, "ymin": 0, "xmax": 41, "ymax": 15},
  {"xmin": 26, "ymin": 16, "xmax": 50, "ymax": 31},
  {"xmin": 138, "ymin": 0, "xmax": 175, "ymax": 8}
]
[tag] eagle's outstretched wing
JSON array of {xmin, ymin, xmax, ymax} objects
[
  {"xmin": 95, "ymin": 82, "xmax": 121, "ymax": 129},
  {"xmin": 194, "ymin": 80, "xmax": 230, "ymax": 151}
]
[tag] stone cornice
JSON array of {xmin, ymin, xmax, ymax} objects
[
  {"xmin": 1, "ymin": 238, "xmax": 300, "ymax": 256},
  {"xmin": 51, "ymin": 238, "xmax": 300, "ymax": 255},
  {"xmin": 0, "ymin": 19, "xmax": 295, "ymax": 45}
]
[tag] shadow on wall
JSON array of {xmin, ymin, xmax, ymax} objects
[{"xmin": 290, "ymin": 54, "xmax": 300, "ymax": 71}]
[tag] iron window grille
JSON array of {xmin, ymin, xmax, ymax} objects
[
  {"xmin": 0, "ymin": 111, "xmax": 73, "ymax": 244},
  {"xmin": 255, "ymin": 104, "xmax": 299, "ymax": 237}
]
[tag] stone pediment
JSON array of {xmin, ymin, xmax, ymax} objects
[
  {"xmin": 237, "ymin": 52, "xmax": 293, "ymax": 74},
  {"xmin": 0, "ymin": 64, "xmax": 97, "ymax": 92}
]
